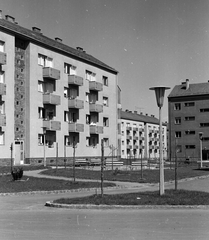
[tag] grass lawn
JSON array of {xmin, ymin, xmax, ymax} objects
[
  {"xmin": 40, "ymin": 165, "xmax": 209, "ymax": 183},
  {"xmin": 0, "ymin": 175, "xmax": 115, "ymax": 193},
  {"xmin": 53, "ymin": 189, "xmax": 209, "ymax": 205}
]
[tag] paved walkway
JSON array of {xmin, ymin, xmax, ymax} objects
[{"xmin": 24, "ymin": 169, "xmax": 156, "ymax": 189}]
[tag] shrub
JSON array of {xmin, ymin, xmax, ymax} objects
[{"xmin": 11, "ymin": 167, "xmax": 23, "ymax": 181}]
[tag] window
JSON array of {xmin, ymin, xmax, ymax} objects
[
  {"xmin": 64, "ymin": 63, "xmax": 76, "ymax": 75},
  {"xmin": 202, "ymin": 137, "xmax": 209, "ymax": 141},
  {"xmin": 64, "ymin": 87, "xmax": 68, "ymax": 98},
  {"xmin": 38, "ymin": 54, "xmax": 53, "ymax": 67},
  {"xmin": 0, "ymin": 130, "xmax": 4, "ymax": 145},
  {"xmin": 175, "ymin": 131, "xmax": 181, "ymax": 138},
  {"xmin": 86, "ymin": 92, "xmax": 90, "ymax": 102},
  {"xmin": 38, "ymin": 107, "xmax": 45, "ymax": 119},
  {"xmin": 184, "ymin": 102, "xmax": 195, "ymax": 107},
  {"xmin": 103, "ymin": 96, "xmax": 108, "ymax": 106},
  {"xmin": 0, "ymin": 101, "xmax": 5, "ymax": 114},
  {"xmin": 86, "ymin": 70, "xmax": 96, "ymax": 81},
  {"xmin": 64, "ymin": 111, "xmax": 69, "ymax": 122},
  {"xmin": 174, "ymin": 103, "xmax": 181, "ymax": 110},
  {"xmin": 0, "ymin": 41, "xmax": 5, "ymax": 52},
  {"xmin": 185, "ymin": 145, "xmax": 195, "ymax": 149},
  {"xmin": 103, "ymin": 138, "xmax": 109, "ymax": 147},
  {"xmin": 185, "ymin": 116, "xmax": 195, "ymax": 121},
  {"xmin": 0, "ymin": 70, "xmax": 5, "ymax": 83},
  {"xmin": 103, "ymin": 117, "xmax": 109, "ymax": 127},
  {"xmin": 38, "ymin": 81, "xmax": 44, "ymax": 92},
  {"xmin": 86, "ymin": 135, "xmax": 98, "ymax": 147},
  {"xmin": 176, "ymin": 145, "xmax": 182, "ymax": 153},
  {"xmin": 185, "ymin": 130, "xmax": 195, "ymax": 135},
  {"xmin": 86, "ymin": 114, "xmax": 90, "ymax": 124},
  {"xmin": 200, "ymin": 108, "xmax": 209, "ymax": 112},
  {"xmin": 175, "ymin": 117, "xmax": 181, "ymax": 125},
  {"xmin": 38, "ymin": 134, "xmax": 44, "ymax": 145},
  {"xmin": 200, "ymin": 123, "xmax": 209, "ymax": 127},
  {"xmin": 102, "ymin": 76, "xmax": 108, "ymax": 86}
]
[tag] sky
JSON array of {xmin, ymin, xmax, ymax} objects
[{"xmin": 1, "ymin": 0, "xmax": 209, "ymax": 121}]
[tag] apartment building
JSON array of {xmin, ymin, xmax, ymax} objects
[
  {"xmin": 0, "ymin": 12, "xmax": 120, "ymax": 165},
  {"xmin": 121, "ymin": 110, "xmax": 167, "ymax": 159},
  {"xmin": 168, "ymin": 79, "xmax": 209, "ymax": 162}
]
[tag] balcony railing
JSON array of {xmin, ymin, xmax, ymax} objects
[
  {"xmin": 43, "ymin": 93, "xmax": 61, "ymax": 105},
  {"xmin": 68, "ymin": 75, "xmax": 83, "ymax": 86},
  {"xmin": 90, "ymin": 125, "xmax": 103, "ymax": 134},
  {"xmin": 0, "ymin": 52, "xmax": 6, "ymax": 65},
  {"xmin": 133, "ymin": 145, "xmax": 139, "ymax": 150},
  {"xmin": 126, "ymin": 135, "xmax": 132, "ymax": 140},
  {"xmin": 133, "ymin": 136, "xmax": 139, "ymax": 140},
  {"xmin": 43, "ymin": 67, "xmax": 60, "ymax": 80},
  {"xmin": 0, "ymin": 114, "xmax": 6, "ymax": 126},
  {"xmin": 0, "ymin": 83, "xmax": 6, "ymax": 95},
  {"xmin": 126, "ymin": 126, "xmax": 132, "ymax": 131},
  {"xmin": 68, "ymin": 98, "xmax": 84, "ymax": 109},
  {"xmin": 43, "ymin": 120, "xmax": 61, "ymax": 131},
  {"xmin": 89, "ymin": 81, "xmax": 103, "ymax": 91},
  {"xmin": 89, "ymin": 103, "xmax": 103, "ymax": 113},
  {"xmin": 126, "ymin": 145, "xmax": 132, "ymax": 150},
  {"xmin": 68, "ymin": 123, "xmax": 84, "ymax": 133}
]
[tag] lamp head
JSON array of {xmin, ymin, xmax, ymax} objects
[{"xmin": 149, "ymin": 86, "xmax": 170, "ymax": 108}]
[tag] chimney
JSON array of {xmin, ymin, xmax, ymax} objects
[
  {"xmin": 55, "ymin": 37, "xmax": 62, "ymax": 43},
  {"xmin": 76, "ymin": 47, "xmax": 84, "ymax": 52},
  {"xmin": 186, "ymin": 79, "xmax": 189, "ymax": 90},
  {"xmin": 0, "ymin": 10, "xmax": 2, "ymax": 19},
  {"xmin": 5, "ymin": 15, "xmax": 15, "ymax": 23},
  {"xmin": 32, "ymin": 27, "xmax": 41, "ymax": 34}
]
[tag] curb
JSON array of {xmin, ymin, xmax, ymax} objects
[
  {"xmin": 0, "ymin": 185, "xmax": 125, "ymax": 197},
  {"xmin": 45, "ymin": 201, "xmax": 209, "ymax": 210}
]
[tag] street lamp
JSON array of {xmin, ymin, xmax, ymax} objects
[
  {"xmin": 149, "ymin": 86, "xmax": 170, "ymax": 195},
  {"xmin": 199, "ymin": 132, "xmax": 203, "ymax": 168}
]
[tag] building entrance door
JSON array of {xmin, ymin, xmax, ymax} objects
[{"xmin": 14, "ymin": 140, "xmax": 24, "ymax": 165}]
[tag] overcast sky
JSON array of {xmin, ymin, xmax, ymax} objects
[{"xmin": 1, "ymin": 0, "xmax": 209, "ymax": 120}]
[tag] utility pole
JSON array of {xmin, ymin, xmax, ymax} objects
[
  {"xmin": 73, "ymin": 139, "xmax": 76, "ymax": 183},
  {"xmin": 101, "ymin": 139, "xmax": 104, "ymax": 198},
  {"xmin": 56, "ymin": 142, "xmax": 58, "ymax": 174},
  {"xmin": 10, "ymin": 143, "xmax": 13, "ymax": 172}
]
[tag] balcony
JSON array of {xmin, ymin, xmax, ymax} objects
[
  {"xmin": 133, "ymin": 127, "xmax": 138, "ymax": 132},
  {"xmin": 43, "ymin": 67, "xmax": 60, "ymax": 80},
  {"xmin": 133, "ymin": 145, "xmax": 139, "ymax": 150},
  {"xmin": 0, "ymin": 83, "xmax": 6, "ymax": 95},
  {"xmin": 43, "ymin": 93, "xmax": 61, "ymax": 105},
  {"xmin": 68, "ymin": 75, "xmax": 83, "ymax": 86},
  {"xmin": 126, "ymin": 135, "xmax": 132, "ymax": 140},
  {"xmin": 43, "ymin": 120, "xmax": 61, "ymax": 131},
  {"xmin": 68, "ymin": 98, "xmax": 84, "ymax": 109},
  {"xmin": 89, "ymin": 81, "xmax": 103, "ymax": 91},
  {"xmin": 127, "ymin": 145, "xmax": 132, "ymax": 150},
  {"xmin": 0, "ymin": 52, "xmax": 6, "ymax": 65},
  {"xmin": 0, "ymin": 114, "xmax": 6, "ymax": 126},
  {"xmin": 68, "ymin": 123, "xmax": 84, "ymax": 133},
  {"xmin": 133, "ymin": 136, "xmax": 139, "ymax": 140},
  {"xmin": 90, "ymin": 125, "xmax": 103, "ymax": 134},
  {"xmin": 126, "ymin": 126, "xmax": 132, "ymax": 131},
  {"xmin": 89, "ymin": 103, "xmax": 103, "ymax": 113}
]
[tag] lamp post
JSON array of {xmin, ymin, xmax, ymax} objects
[
  {"xmin": 149, "ymin": 86, "xmax": 170, "ymax": 195},
  {"xmin": 199, "ymin": 132, "xmax": 203, "ymax": 168}
]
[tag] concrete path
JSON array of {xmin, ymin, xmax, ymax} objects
[{"xmin": 24, "ymin": 169, "xmax": 156, "ymax": 189}]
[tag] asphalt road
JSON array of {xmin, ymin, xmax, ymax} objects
[{"xmin": 1, "ymin": 172, "xmax": 209, "ymax": 240}]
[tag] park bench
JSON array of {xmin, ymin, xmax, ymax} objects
[
  {"xmin": 75, "ymin": 159, "xmax": 88, "ymax": 167},
  {"xmin": 105, "ymin": 161, "xmax": 124, "ymax": 168}
]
